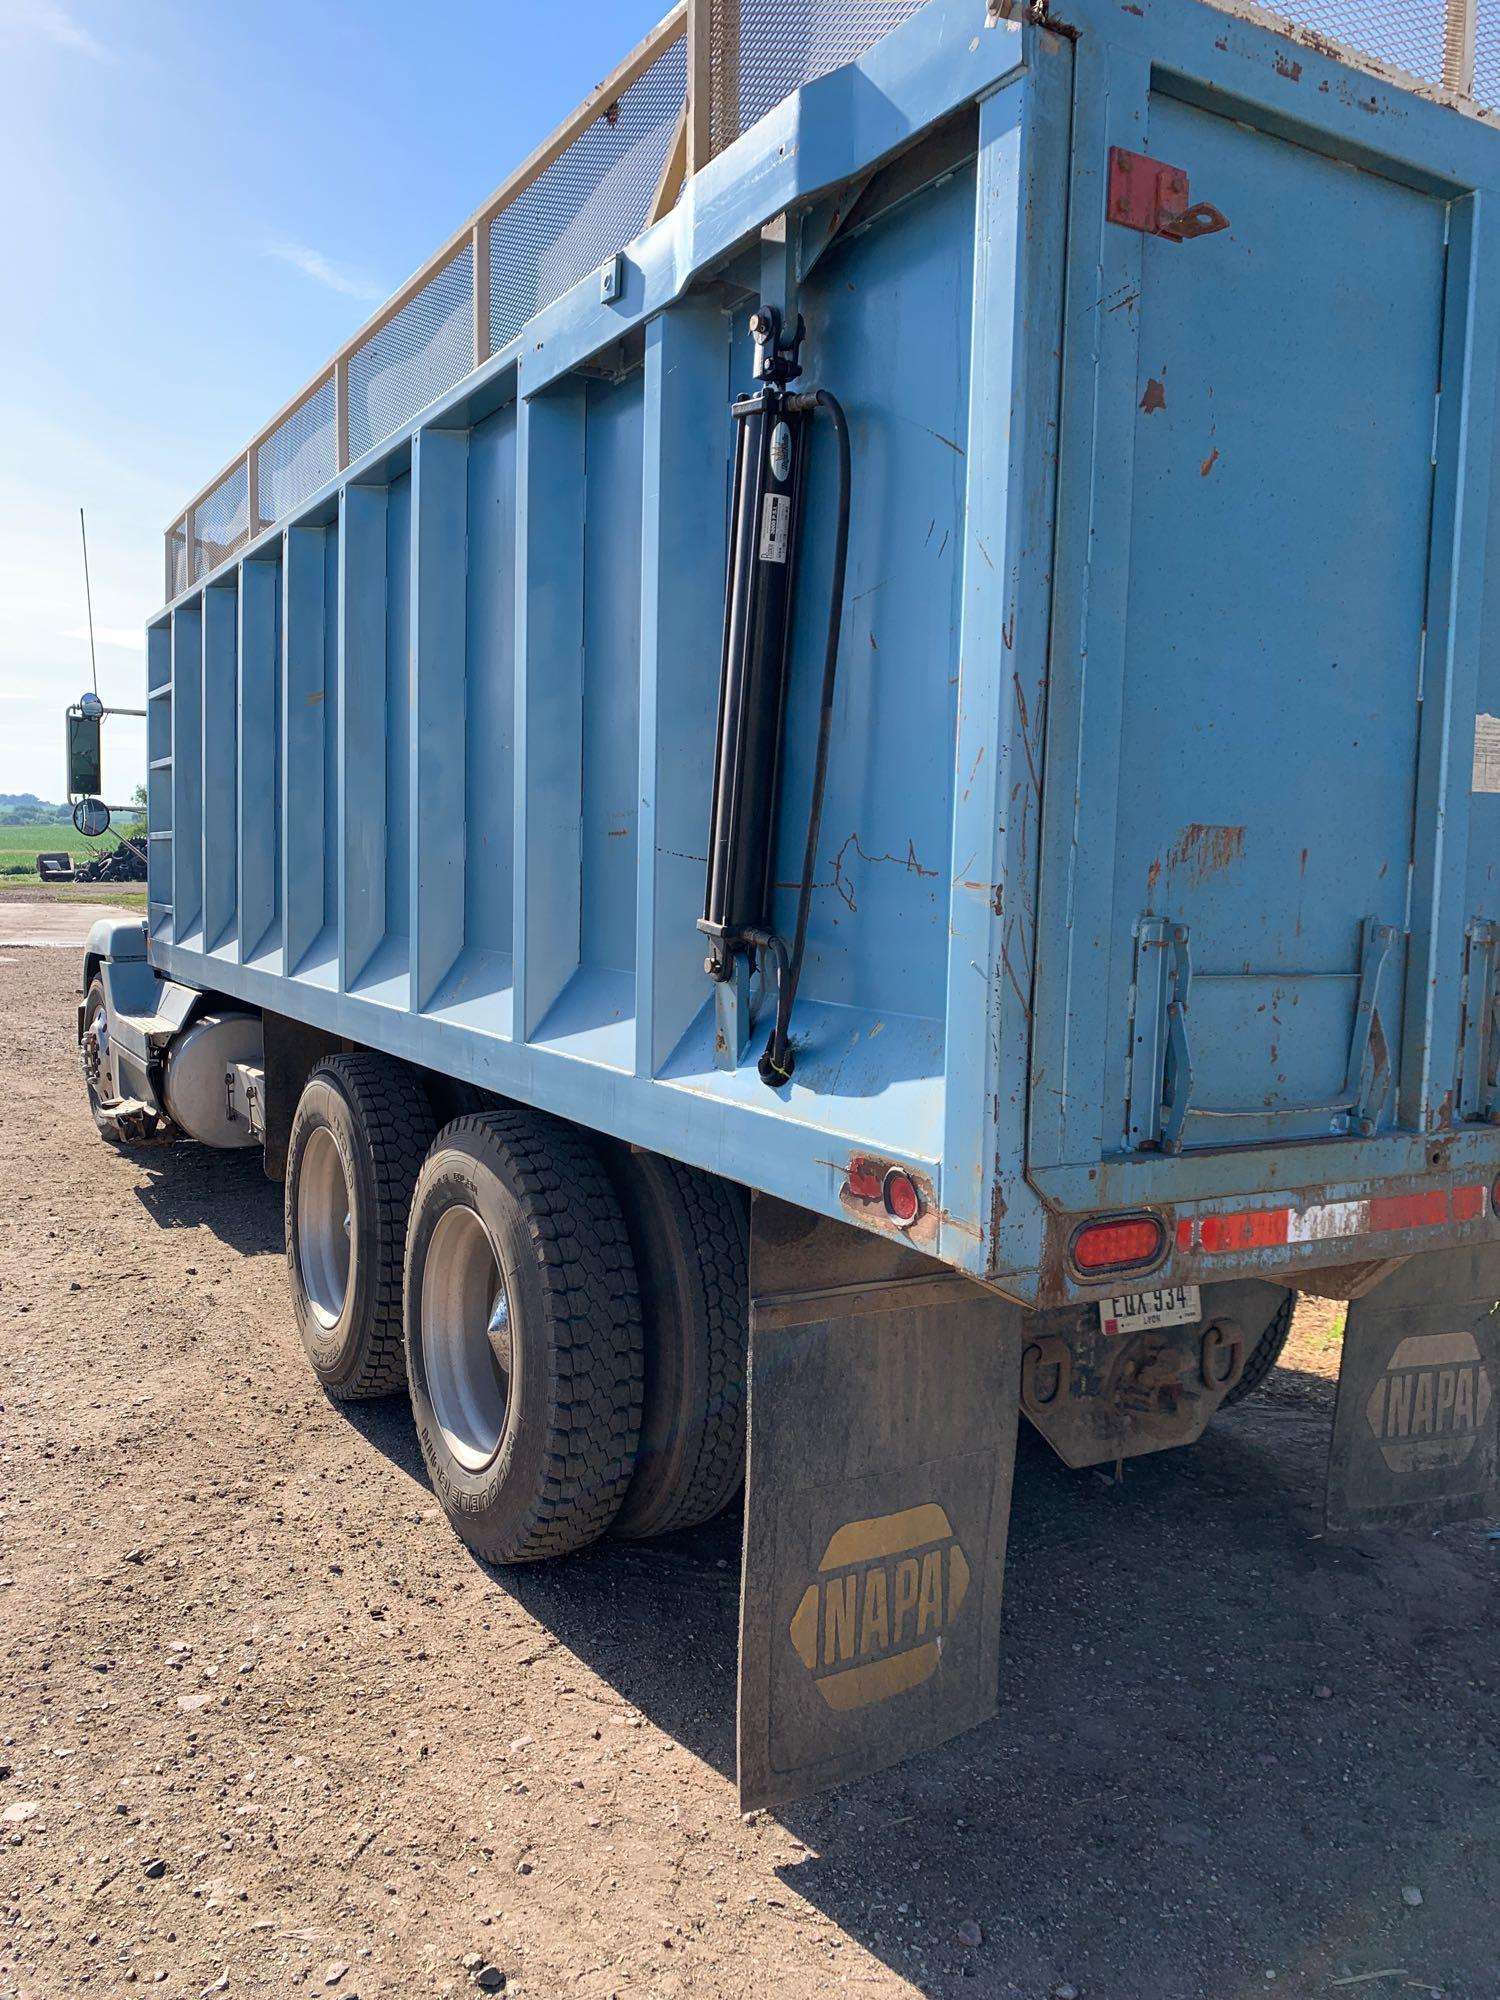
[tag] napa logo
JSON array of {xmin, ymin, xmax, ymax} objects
[
  {"xmin": 1365, "ymin": 1331, "xmax": 1493, "ymax": 1474},
  {"xmin": 788, "ymin": 1504, "xmax": 971, "ymax": 1712}
]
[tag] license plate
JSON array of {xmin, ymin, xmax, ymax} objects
[{"xmin": 1099, "ymin": 1284, "xmax": 1201, "ymax": 1336}]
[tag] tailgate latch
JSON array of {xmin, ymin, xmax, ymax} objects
[{"xmin": 1107, "ymin": 146, "xmax": 1228, "ymax": 243}]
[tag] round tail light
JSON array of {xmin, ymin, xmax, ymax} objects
[{"xmin": 883, "ymin": 1169, "xmax": 921, "ymax": 1226}]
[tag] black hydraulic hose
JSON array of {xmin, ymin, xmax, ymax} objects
[
  {"xmin": 759, "ymin": 388, "xmax": 851, "ymax": 1088},
  {"xmin": 741, "ymin": 926, "xmax": 790, "ymax": 1022}
]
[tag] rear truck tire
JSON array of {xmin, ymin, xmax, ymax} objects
[
  {"xmin": 404, "ymin": 1112, "xmax": 644, "ymax": 1564},
  {"xmin": 600, "ymin": 1146, "xmax": 749, "ymax": 1539},
  {"xmin": 80, "ymin": 978, "xmax": 119, "ymax": 1143},
  {"xmin": 285, "ymin": 1053, "xmax": 437, "ymax": 1401},
  {"xmin": 1219, "ymin": 1287, "xmax": 1296, "ymax": 1408}
]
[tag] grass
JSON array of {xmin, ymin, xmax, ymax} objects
[
  {"xmin": 1304, "ymin": 1311, "xmax": 1346, "ymax": 1352},
  {"xmin": 0, "ymin": 820, "xmax": 137, "ymax": 879},
  {"xmin": 74, "ymin": 887, "xmax": 148, "ymax": 908}
]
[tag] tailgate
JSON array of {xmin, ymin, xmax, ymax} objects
[{"xmin": 1027, "ymin": 13, "xmax": 1500, "ymax": 1255}]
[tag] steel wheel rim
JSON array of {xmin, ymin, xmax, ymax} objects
[
  {"xmin": 421, "ymin": 1205, "xmax": 513, "ymax": 1474},
  {"xmin": 297, "ymin": 1125, "xmax": 352, "ymax": 1329},
  {"xmin": 82, "ymin": 995, "xmax": 108, "ymax": 1105}
]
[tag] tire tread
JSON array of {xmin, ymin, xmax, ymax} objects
[
  {"xmin": 619, "ymin": 1157, "xmax": 746, "ymax": 1538},
  {"xmin": 1221, "ymin": 1288, "xmax": 1296, "ymax": 1408},
  {"xmin": 412, "ymin": 1112, "xmax": 644, "ymax": 1562},
  {"xmin": 288, "ymin": 1052, "xmax": 436, "ymax": 1400}
]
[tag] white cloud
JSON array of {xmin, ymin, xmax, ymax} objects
[
  {"xmin": 262, "ymin": 238, "xmax": 384, "ymax": 303},
  {"xmin": 7, "ymin": 2, "xmax": 113, "ymax": 61}
]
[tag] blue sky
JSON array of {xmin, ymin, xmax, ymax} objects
[{"xmin": 0, "ymin": 0, "xmax": 667, "ymax": 804}]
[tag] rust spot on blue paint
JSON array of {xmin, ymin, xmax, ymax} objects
[
  {"xmin": 826, "ymin": 833, "xmax": 939, "ymax": 914},
  {"xmin": 1164, "ymin": 823, "xmax": 1246, "ymax": 881}
]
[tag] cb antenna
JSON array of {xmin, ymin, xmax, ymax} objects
[{"xmin": 80, "ymin": 507, "xmax": 99, "ymax": 699}]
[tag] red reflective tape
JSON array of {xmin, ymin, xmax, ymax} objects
[
  {"xmin": 1368, "ymin": 1188, "xmax": 1449, "ymax": 1232},
  {"xmin": 1451, "ymin": 1183, "xmax": 1486, "ymax": 1223},
  {"xmin": 1187, "ymin": 1183, "xmax": 1487, "ymax": 1260},
  {"xmin": 1198, "ymin": 1208, "xmax": 1289, "ymax": 1254}
]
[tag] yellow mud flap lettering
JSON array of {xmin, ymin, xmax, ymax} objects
[
  {"xmin": 738, "ymin": 1198, "xmax": 1020, "ymax": 1811},
  {"xmin": 1327, "ymin": 1244, "xmax": 1500, "ymax": 1531}
]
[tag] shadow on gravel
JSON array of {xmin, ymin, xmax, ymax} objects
[
  {"xmin": 340, "ymin": 1382, "xmax": 1493, "ymax": 1999},
  {"xmin": 501, "ymin": 1512, "xmax": 747, "ymax": 1777},
  {"xmin": 340, "ymin": 1380, "xmax": 749, "ymax": 1779},
  {"xmin": 340, "ymin": 1392, "xmax": 433, "ymax": 1487},
  {"xmin": 767, "ymin": 1410, "xmax": 1496, "ymax": 1997},
  {"xmin": 129, "ymin": 1143, "xmax": 282, "ymax": 1255}
]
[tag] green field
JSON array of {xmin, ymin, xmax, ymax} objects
[{"xmin": 0, "ymin": 821, "xmax": 109, "ymax": 878}]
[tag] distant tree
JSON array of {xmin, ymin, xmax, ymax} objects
[
  {"xmin": 121, "ymin": 783, "xmax": 148, "ymax": 843},
  {"xmin": 0, "ymin": 801, "xmax": 68, "ymax": 827}
]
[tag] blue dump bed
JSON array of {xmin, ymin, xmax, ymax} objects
[{"xmin": 146, "ymin": 0, "xmax": 1500, "ymax": 1306}]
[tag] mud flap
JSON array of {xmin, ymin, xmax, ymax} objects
[
  {"xmin": 1328, "ymin": 1243, "xmax": 1500, "ymax": 1531},
  {"xmin": 738, "ymin": 1198, "xmax": 1020, "ymax": 1812}
]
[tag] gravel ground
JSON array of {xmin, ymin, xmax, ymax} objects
[
  {"xmin": 0, "ymin": 905, "xmax": 143, "ymax": 948},
  {"xmin": 0, "ymin": 942, "xmax": 1495, "ymax": 2000}
]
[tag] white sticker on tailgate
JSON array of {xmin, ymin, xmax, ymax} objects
[
  {"xmin": 1474, "ymin": 712, "xmax": 1500, "ymax": 793},
  {"xmin": 1099, "ymin": 1284, "xmax": 1201, "ymax": 1337}
]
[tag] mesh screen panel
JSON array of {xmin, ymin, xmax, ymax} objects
[
  {"xmin": 1478, "ymin": 12, "xmax": 1500, "ymax": 100},
  {"xmin": 708, "ymin": 0, "xmax": 930, "ymax": 151},
  {"xmin": 168, "ymin": 521, "xmax": 190, "ymax": 601},
  {"xmin": 487, "ymin": 36, "xmax": 687, "ymax": 352},
  {"xmin": 191, "ymin": 461, "xmax": 249, "ymax": 582},
  {"xmin": 1243, "ymin": 0, "xmax": 1447, "ymax": 87},
  {"xmin": 347, "ymin": 244, "xmax": 474, "ymax": 462},
  {"xmin": 257, "ymin": 375, "xmax": 337, "ymax": 529}
]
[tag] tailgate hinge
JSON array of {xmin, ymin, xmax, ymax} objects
[
  {"xmin": 1456, "ymin": 918, "xmax": 1500, "ymax": 1123},
  {"xmin": 1126, "ymin": 915, "xmax": 1399, "ymax": 1153},
  {"xmin": 1107, "ymin": 147, "xmax": 1228, "ymax": 243}
]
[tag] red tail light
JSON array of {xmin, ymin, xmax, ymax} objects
[
  {"xmin": 843, "ymin": 1156, "xmax": 926, "ymax": 1232},
  {"xmin": 882, "ymin": 1169, "xmax": 921, "ymax": 1225},
  {"xmin": 1072, "ymin": 1214, "xmax": 1165, "ymax": 1274}
]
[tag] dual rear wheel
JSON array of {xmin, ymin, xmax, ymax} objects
[
  {"xmin": 285, "ymin": 1054, "xmax": 436, "ymax": 1400},
  {"xmin": 284, "ymin": 1056, "xmax": 747, "ymax": 1563}
]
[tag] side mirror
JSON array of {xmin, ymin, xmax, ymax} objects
[
  {"xmin": 74, "ymin": 797, "xmax": 111, "ymax": 838},
  {"xmin": 66, "ymin": 707, "xmax": 102, "ymax": 799}
]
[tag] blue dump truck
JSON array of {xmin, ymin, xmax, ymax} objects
[{"xmin": 69, "ymin": 0, "xmax": 1500, "ymax": 1807}]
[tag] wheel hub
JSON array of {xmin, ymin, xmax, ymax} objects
[
  {"xmin": 421, "ymin": 1206, "xmax": 513, "ymax": 1474},
  {"xmin": 81, "ymin": 1008, "xmax": 108, "ymax": 1094},
  {"xmin": 296, "ymin": 1126, "xmax": 353, "ymax": 1329}
]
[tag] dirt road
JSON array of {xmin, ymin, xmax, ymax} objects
[
  {"xmin": 0, "ymin": 904, "xmax": 143, "ymax": 948},
  {"xmin": 1, "ymin": 944, "xmax": 1495, "ymax": 2000}
]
